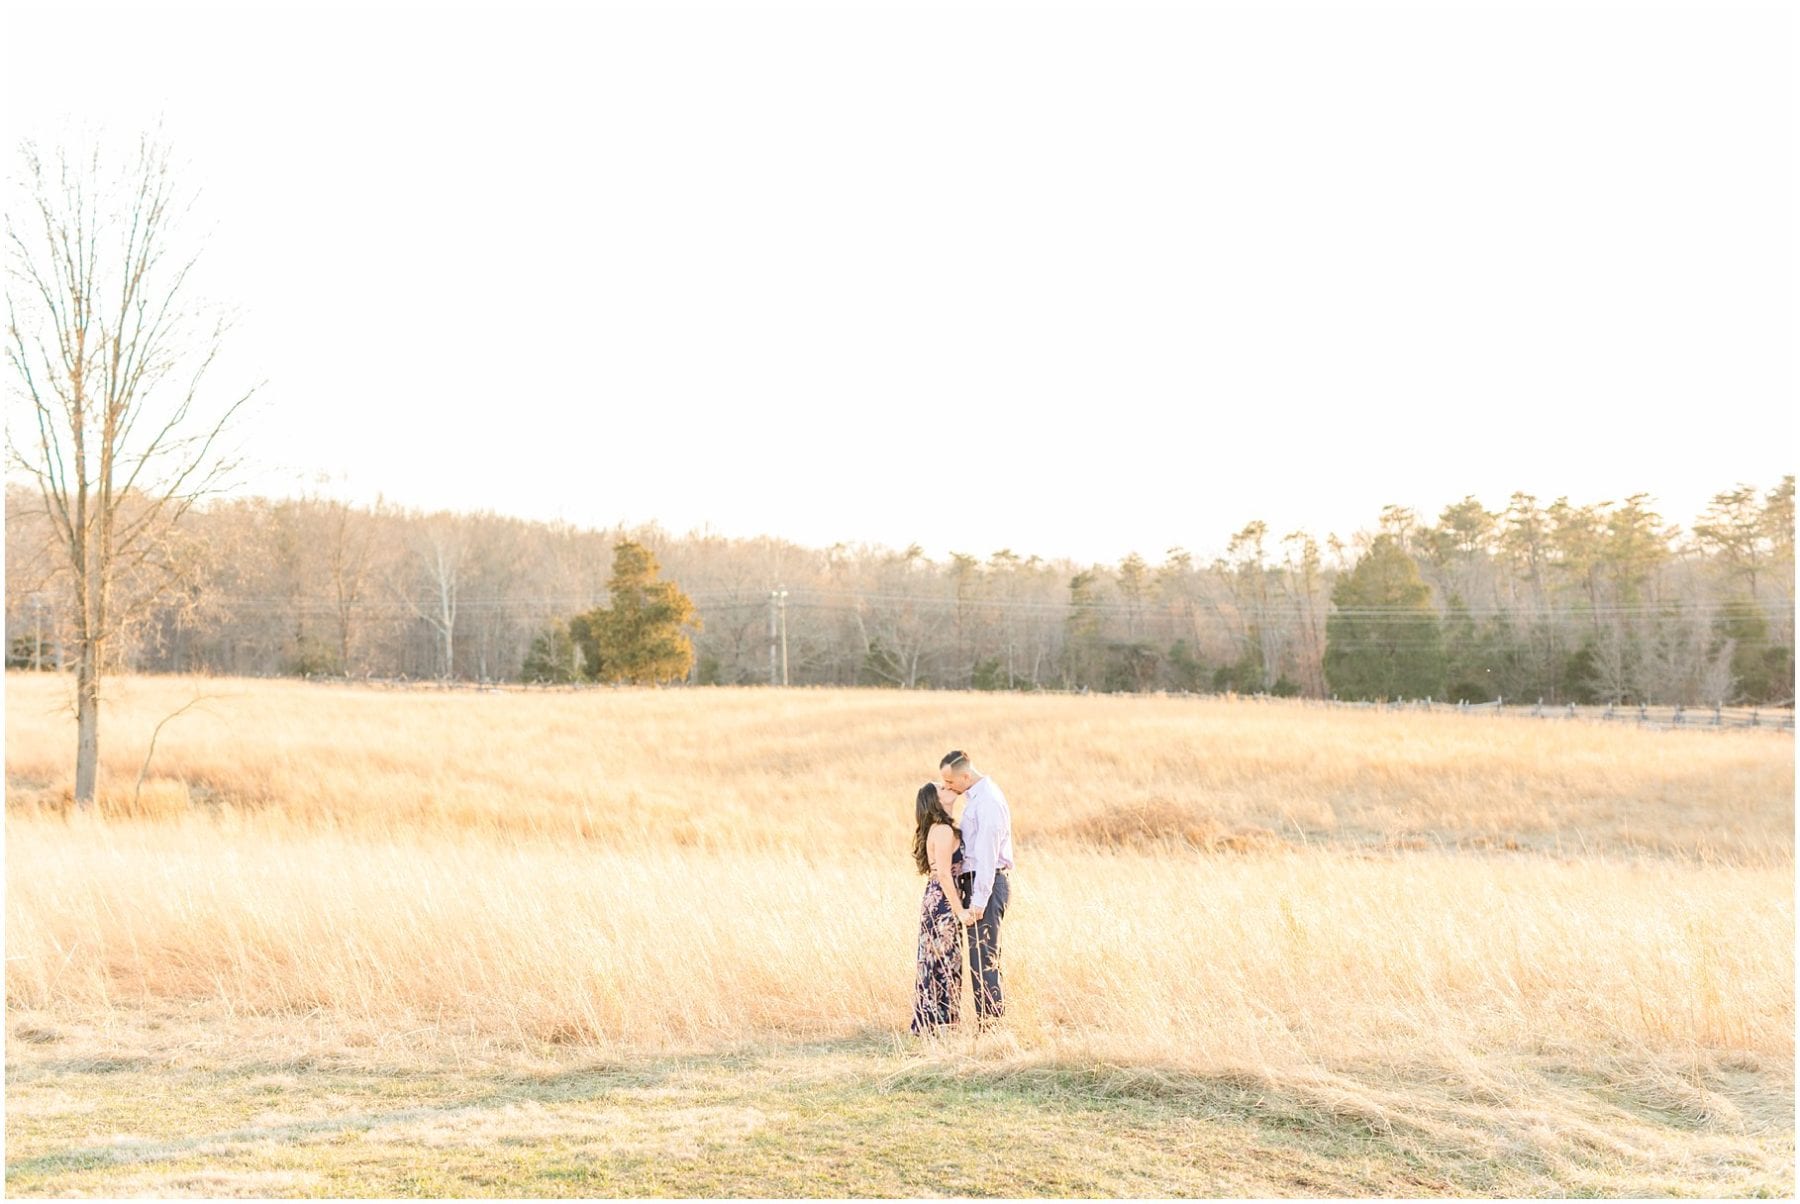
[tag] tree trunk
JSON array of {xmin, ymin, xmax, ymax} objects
[{"xmin": 74, "ymin": 645, "xmax": 101, "ymax": 808}]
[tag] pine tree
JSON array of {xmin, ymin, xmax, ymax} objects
[
  {"xmin": 1441, "ymin": 594, "xmax": 1497, "ymax": 702},
  {"xmin": 1713, "ymin": 604, "xmax": 1779, "ymax": 703},
  {"xmin": 576, "ymin": 541, "xmax": 701, "ymax": 685},
  {"xmin": 1694, "ymin": 485, "xmax": 1768, "ymax": 596},
  {"xmin": 1323, "ymin": 535, "xmax": 1446, "ymax": 700},
  {"xmin": 1064, "ymin": 570, "xmax": 1107, "ymax": 689},
  {"xmin": 1166, "ymin": 639, "xmax": 1206, "ymax": 691}
]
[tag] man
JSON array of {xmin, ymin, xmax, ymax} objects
[{"xmin": 940, "ymin": 749, "xmax": 1014, "ymax": 1023}]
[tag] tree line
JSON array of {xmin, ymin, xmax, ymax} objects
[{"xmin": 6, "ymin": 478, "xmax": 1793, "ymax": 706}]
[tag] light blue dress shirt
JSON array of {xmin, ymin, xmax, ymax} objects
[{"xmin": 958, "ymin": 775, "xmax": 1015, "ymax": 910}]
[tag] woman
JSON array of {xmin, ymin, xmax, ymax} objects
[{"xmin": 910, "ymin": 781, "xmax": 973, "ymax": 1034}]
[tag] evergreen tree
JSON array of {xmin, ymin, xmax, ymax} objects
[
  {"xmin": 1480, "ymin": 610, "xmax": 1536, "ymax": 702},
  {"xmin": 970, "ymin": 656, "xmax": 1007, "ymax": 691},
  {"xmin": 1441, "ymin": 595, "xmax": 1497, "ymax": 702},
  {"xmin": 1759, "ymin": 476, "xmax": 1794, "ymax": 690},
  {"xmin": 1762, "ymin": 476, "xmax": 1795, "ymax": 579},
  {"xmin": 569, "ymin": 610, "xmax": 602, "ymax": 682},
  {"xmin": 1166, "ymin": 639, "xmax": 1206, "ymax": 692},
  {"xmin": 1323, "ymin": 535, "xmax": 1446, "ymax": 700},
  {"xmin": 575, "ymin": 541, "xmax": 700, "ymax": 685},
  {"xmin": 1694, "ymin": 485, "xmax": 1768, "ymax": 596},
  {"xmin": 1604, "ymin": 494, "xmax": 1669, "ymax": 604},
  {"xmin": 1103, "ymin": 641, "xmax": 1160, "ymax": 692},
  {"xmin": 1212, "ymin": 648, "xmax": 1264, "ymax": 693},
  {"xmin": 521, "ymin": 619, "xmax": 582, "ymax": 683},
  {"xmin": 1715, "ymin": 601, "xmax": 1788, "ymax": 704},
  {"xmin": 1064, "ymin": 570, "xmax": 1107, "ymax": 689},
  {"xmin": 1116, "ymin": 552, "xmax": 1151, "ymax": 641},
  {"xmin": 1560, "ymin": 637, "xmax": 1606, "ymax": 704}
]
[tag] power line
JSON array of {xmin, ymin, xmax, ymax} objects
[{"xmin": 12, "ymin": 580, "xmax": 1786, "ymax": 625}]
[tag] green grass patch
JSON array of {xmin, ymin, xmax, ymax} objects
[{"xmin": 7, "ymin": 1032, "xmax": 1793, "ymax": 1197}]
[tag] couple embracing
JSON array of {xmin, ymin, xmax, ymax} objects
[{"xmin": 910, "ymin": 749, "xmax": 1014, "ymax": 1035}]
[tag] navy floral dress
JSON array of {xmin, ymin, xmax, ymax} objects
[{"xmin": 911, "ymin": 833, "xmax": 964, "ymax": 1034}]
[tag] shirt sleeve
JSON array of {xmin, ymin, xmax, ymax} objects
[{"xmin": 969, "ymin": 797, "xmax": 1000, "ymax": 910}]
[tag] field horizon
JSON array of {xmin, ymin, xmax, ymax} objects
[{"xmin": 6, "ymin": 673, "xmax": 1794, "ymax": 1196}]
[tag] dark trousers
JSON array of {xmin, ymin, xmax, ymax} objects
[{"xmin": 957, "ymin": 870, "xmax": 1009, "ymax": 1019}]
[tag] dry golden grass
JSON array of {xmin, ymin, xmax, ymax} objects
[
  {"xmin": 5, "ymin": 672, "xmax": 1794, "ymax": 1195},
  {"xmin": 5, "ymin": 672, "xmax": 1792, "ymax": 858},
  {"xmin": 7, "ymin": 817, "xmax": 1791, "ymax": 1065}
]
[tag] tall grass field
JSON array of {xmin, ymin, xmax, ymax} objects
[{"xmin": 6, "ymin": 673, "xmax": 1793, "ymax": 1196}]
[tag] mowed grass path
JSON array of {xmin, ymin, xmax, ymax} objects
[{"xmin": 8, "ymin": 1015, "xmax": 1793, "ymax": 1198}]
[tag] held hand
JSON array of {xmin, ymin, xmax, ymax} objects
[{"xmin": 966, "ymin": 906, "xmax": 985, "ymax": 926}]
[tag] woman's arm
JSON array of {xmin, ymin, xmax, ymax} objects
[{"xmin": 927, "ymin": 824, "xmax": 971, "ymax": 925}]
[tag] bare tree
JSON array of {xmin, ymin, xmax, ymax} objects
[
  {"xmin": 1223, "ymin": 521, "xmax": 1285, "ymax": 690},
  {"xmin": 5, "ymin": 483, "xmax": 61, "ymax": 666},
  {"xmin": 854, "ymin": 543, "xmax": 944, "ymax": 688},
  {"xmin": 461, "ymin": 511, "xmax": 532, "ymax": 684},
  {"xmin": 1280, "ymin": 531, "xmax": 1328, "ymax": 697},
  {"xmin": 393, "ymin": 514, "xmax": 465, "ymax": 681},
  {"xmin": 5, "ymin": 133, "xmax": 255, "ymax": 808},
  {"xmin": 324, "ymin": 496, "xmax": 372, "ymax": 674}
]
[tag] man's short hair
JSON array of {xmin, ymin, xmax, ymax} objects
[{"xmin": 940, "ymin": 750, "xmax": 970, "ymax": 772}]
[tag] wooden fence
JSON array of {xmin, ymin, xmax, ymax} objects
[
  {"xmin": 1283, "ymin": 694, "xmax": 1795, "ymax": 732},
  {"xmin": 288, "ymin": 673, "xmax": 1796, "ymax": 733}
]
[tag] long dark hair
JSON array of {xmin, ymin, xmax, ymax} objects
[{"xmin": 912, "ymin": 782, "xmax": 957, "ymax": 875}]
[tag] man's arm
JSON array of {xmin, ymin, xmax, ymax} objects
[{"xmin": 968, "ymin": 795, "xmax": 1000, "ymax": 911}]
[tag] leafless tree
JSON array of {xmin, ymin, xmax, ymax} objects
[
  {"xmin": 5, "ymin": 133, "xmax": 256, "ymax": 808},
  {"xmin": 854, "ymin": 543, "xmax": 945, "ymax": 688},
  {"xmin": 392, "ymin": 514, "xmax": 465, "ymax": 681},
  {"xmin": 323, "ymin": 497, "xmax": 372, "ymax": 674},
  {"xmin": 1280, "ymin": 531, "xmax": 1328, "ymax": 696},
  {"xmin": 1222, "ymin": 521, "xmax": 1287, "ymax": 689}
]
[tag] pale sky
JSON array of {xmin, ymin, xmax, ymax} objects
[{"xmin": 4, "ymin": 0, "xmax": 1793, "ymax": 566}]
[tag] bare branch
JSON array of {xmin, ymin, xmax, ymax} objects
[{"xmin": 130, "ymin": 691, "xmax": 216, "ymax": 813}]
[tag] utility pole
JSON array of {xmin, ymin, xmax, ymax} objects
[
  {"xmin": 769, "ymin": 590, "xmax": 779, "ymax": 686},
  {"xmin": 778, "ymin": 587, "xmax": 790, "ymax": 686},
  {"xmin": 29, "ymin": 593, "xmax": 44, "ymax": 671}
]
